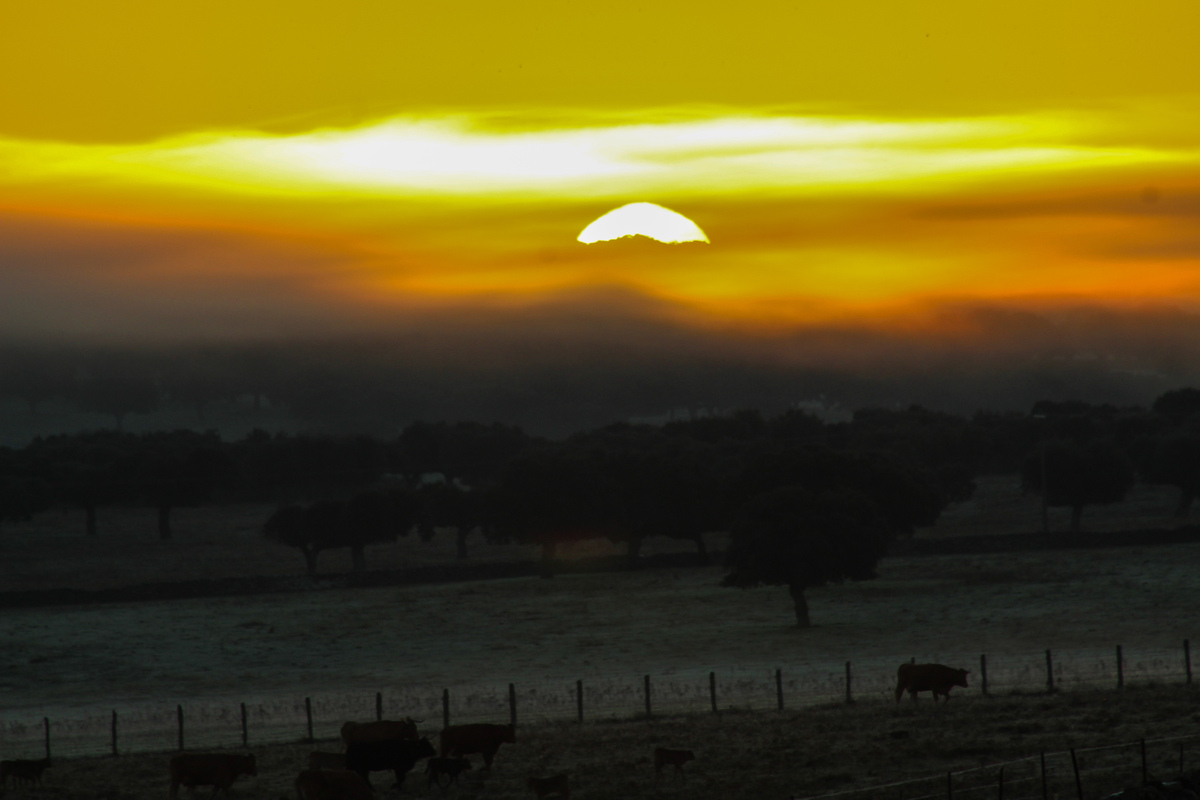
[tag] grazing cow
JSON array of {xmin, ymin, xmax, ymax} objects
[
  {"xmin": 527, "ymin": 773, "xmax": 570, "ymax": 799},
  {"xmin": 439, "ymin": 723, "xmax": 515, "ymax": 769},
  {"xmin": 169, "ymin": 753, "xmax": 257, "ymax": 799},
  {"xmin": 294, "ymin": 769, "xmax": 373, "ymax": 800},
  {"xmin": 895, "ymin": 663, "xmax": 970, "ymax": 703},
  {"xmin": 1, "ymin": 758, "xmax": 52, "ymax": 788},
  {"xmin": 425, "ymin": 757, "xmax": 472, "ymax": 789},
  {"xmin": 340, "ymin": 719, "xmax": 420, "ymax": 746},
  {"xmin": 308, "ymin": 752, "xmax": 346, "ymax": 771},
  {"xmin": 345, "ymin": 737, "xmax": 436, "ymax": 788},
  {"xmin": 654, "ymin": 748, "xmax": 695, "ymax": 782}
]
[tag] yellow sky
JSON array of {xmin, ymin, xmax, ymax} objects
[{"xmin": 1, "ymin": 0, "xmax": 1198, "ymax": 342}]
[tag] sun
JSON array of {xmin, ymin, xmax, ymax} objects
[{"xmin": 578, "ymin": 202, "xmax": 709, "ymax": 244}]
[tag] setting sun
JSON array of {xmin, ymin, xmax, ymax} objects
[{"xmin": 577, "ymin": 203, "xmax": 710, "ymax": 244}]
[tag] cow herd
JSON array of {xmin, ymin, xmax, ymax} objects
[{"xmin": 1, "ymin": 663, "xmax": 967, "ymax": 798}]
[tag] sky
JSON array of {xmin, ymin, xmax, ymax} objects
[{"xmin": 2, "ymin": 1, "xmax": 1200, "ymax": 421}]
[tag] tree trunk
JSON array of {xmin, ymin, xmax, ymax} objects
[
  {"xmin": 626, "ymin": 535, "xmax": 643, "ymax": 569},
  {"xmin": 455, "ymin": 528, "xmax": 470, "ymax": 560},
  {"xmin": 303, "ymin": 546, "xmax": 319, "ymax": 577},
  {"xmin": 694, "ymin": 533, "xmax": 710, "ymax": 565},
  {"xmin": 788, "ymin": 581, "xmax": 811, "ymax": 628},
  {"xmin": 158, "ymin": 505, "xmax": 172, "ymax": 540},
  {"xmin": 540, "ymin": 539, "xmax": 557, "ymax": 578},
  {"xmin": 351, "ymin": 545, "xmax": 366, "ymax": 573},
  {"xmin": 85, "ymin": 504, "xmax": 97, "ymax": 536},
  {"xmin": 1070, "ymin": 505, "xmax": 1083, "ymax": 532}
]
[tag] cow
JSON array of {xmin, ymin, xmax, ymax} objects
[
  {"xmin": 340, "ymin": 719, "xmax": 420, "ymax": 746},
  {"xmin": 527, "ymin": 773, "xmax": 570, "ymax": 799},
  {"xmin": 168, "ymin": 753, "xmax": 257, "ymax": 799},
  {"xmin": 895, "ymin": 663, "xmax": 970, "ymax": 703},
  {"xmin": 345, "ymin": 736, "xmax": 436, "ymax": 788},
  {"xmin": 654, "ymin": 748, "xmax": 694, "ymax": 782},
  {"xmin": 1, "ymin": 758, "xmax": 51, "ymax": 788},
  {"xmin": 294, "ymin": 769, "xmax": 373, "ymax": 800},
  {"xmin": 424, "ymin": 757, "xmax": 472, "ymax": 789},
  {"xmin": 308, "ymin": 752, "xmax": 347, "ymax": 771},
  {"xmin": 439, "ymin": 723, "xmax": 515, "ymax": 769}
]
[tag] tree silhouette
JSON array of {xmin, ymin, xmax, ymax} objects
[
  {"xmin": 137, "ymin": 431, "xmax": 233, "ymax": 539},
  {"xmin": 29, "ymin": 432, "xmax": 140, "ymax": 535},
  {"xmin": 1021, "ymin": 440, "xmax": 1134, "ymax": 531},
  {"xmin": 722, "ymin": 487, "xmax": 890, "ymax": 627},
  {"xmin": 1139, "ymin": 431, "xmax": 1200, "ymax": 516}
]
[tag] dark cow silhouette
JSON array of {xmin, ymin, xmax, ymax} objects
[
  {"xmin": 654, "ymin": 748, "xmax": 694, "ymax": 782},
  {"xmin": 895, "ymin": 663, "xmax": 970, "ymax": 703},
  {"xmin": 340, "ymin": 718, "xmax": 420, "ymax": 745},
  {"xmin": 425, "ymin": 757, "xmax": 472, "ymax": 789},
  {"xmin": 527, "ymin": 773, "xmax": 570, "ymax": 799},
  {"xmin": 168, "ymin": 753, "xmax": 256, "ymax": 799},
  {"xmin": 1, "ymin": 758, "xmax": 51, "ymax": 788},
  {"xmin": 439, "ymin": 723, "xmax": 515, "ymax": 769},
  {"xmin": 294, "ymin": 768, "xmax": 373, "ymax": 800},
  {"xmin": 345, "ymin": 736, "xmax": 436, "ymax": 788}
]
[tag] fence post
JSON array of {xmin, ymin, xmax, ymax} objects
[
  {"xmin": 1141, "ymin": 738, "xmax": 1147, "ymax": 784},
  {"xmin": 111, "ymin": 710, "xmax": 118, "ymax": 757},
  {"xmin": 376, "ymin": 692, "xmax": 383, "ymax": 722},
  {"xmin": 43, "ymin": 717, "xmax": 50, "ymax": 760},
  {"xmin": 1040, "ymin": 752, "xmax": 1047, "ymax": 800},
  {"xmin": 981, "ymin": 654, "xmax": 989, "ymax": 696},
  {"xmin": 947, "ymin": 770, "xmax": 953, "ymax": 800},
  {"xmin": 442, "ymin": 689, "xmax": 450, "ymax": 729},
  {"xmin": 1186, "ymin": 639, "xmax": 1193, "ymax": 684},
  {"xmin": 998, "ymin": 765, "xmax": 1005, "ymax": 800},
  {"xmin": 644, "ymin": 675, "xmax": 652, "ymax": 718},
  {"xmin": 1117, "ymin": 645, "xmax": 1124, "ymax": 690},
  {"xmin": 1070, "ymin": 748, "xmax": 1083, "ymax": 800},
  {"xmin": 177, "ymin": 705, "xmax": 184, "ymax": 751},
  {"xmin": 241, "ymin": 702, "xmax": 248, "ymax": 748},
  {"xmin": 776, "ymin": 668, "xmax": 784, "ymax": 711},
  {"xmin": 1046, "ymin": 650, "xmax": 1055, "ymax": 693},
  {"xmin": 305, "ymin": 697, "xmax": 314, "ymax": 743},
  {"xmin": 576, "ymin": 680, "xmax": 583, "ymax": 723},
  {"xmin": 709, "ymin": 672, "xmax": 717, "ymax": 714},
  {"xmin": 509, "ymin": 683, "xmax": 517, "ymax": 728},
  {"xmin": 845, "ymin": 661, "xmax": 853, "ymax": 704}
]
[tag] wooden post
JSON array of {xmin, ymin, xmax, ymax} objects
[
  {"xmin": 305, "ymin": 697, "xmax": 314, "ymax": 743},
  {"xmin": 644, "ymin": 675, "xmax": 652, "ymax": 718},
  {"xmin": 1181, "ymin": 743, "xmax": 1185, "ymax": 775},
  {"xmin": 1070, "ymin": 748, "xmax": 1083, "ymax": 800},
  {"xmin": 1046, "ymin": 650, "xmax": 1055, "ymax": 693},
  {"xmin": 776, "ymin": 668, "xmax": 784, "ymax": 711},
  {"xmin": 111, "ymin": 710, "xmax": 118, "ymax": 757},
  {"xmin": 1186, "ymin": 639, "xmax": 1192, "ymax": 684},
  {"xmin": 1117, "ymin": 645, "xmax": 1124, "ymax": 690},
  {"xmin": 442, "ymin": 689, "xmax": 450, "ymax": 729},
  {"xmin": 509, "ymin": 683, "xmax": 517, "ymax": 728},
  {"xmin": 1141, "ymin": 738, "xmax": 1147, "ymax": 785},
  {"xmin": 576, "ymin": 680, "xmax": 583, "ymax": 723},
  {"xmin": 177, "ymin": 705, "xmax": 184, "ymax": 751},
  {"xmin": 981, "ymin": 654, "xmax": 988, "ymax": 696},
  {"xmin": 997, "ymin": 766, "xmax": 1005, "ymax": 800},
  {"xmin": 845, "ymin": 661, "xmax": 852, "ymax": 704},
  {"xmin": 709, "ymin": 672, "xmax": 717, "ymax": 714},
  {"xmin": 375, "ymin": 692, "xmax": 383, "ymax": 722},
  {"xmin": 241, "ymin": 703, "xmax": 248, "ymax": 748},
  {"xmin": 1040, "ymin": 752, "xmax": 1048, "ymax": 800},
  {"xmin": 947, "ymin": 771, "xmax": 953, "ymax": 800}
]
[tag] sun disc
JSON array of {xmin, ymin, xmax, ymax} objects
[{"xmin": 578, "ymin": 202, "xmax": 709, "ymax": 244}]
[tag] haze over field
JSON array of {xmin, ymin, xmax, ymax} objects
[{"xmin": 2, "ymin": 2, "xmax": 1199, "ymax": 430}]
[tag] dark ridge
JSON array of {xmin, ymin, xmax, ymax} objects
[{"xmin": 894, "ymin": 525, "xmax": 1200, "ymax": 556}]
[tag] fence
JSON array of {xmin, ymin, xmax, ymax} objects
[
  {"xmin": 0, "ymin": 641, "xmax": 1193, "ymax": 762},
  {"xmin": 793, "ymin": 735, "xmax": 1200, "ymax": 800}
]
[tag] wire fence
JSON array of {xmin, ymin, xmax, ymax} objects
[{"xmin": 0, "ymin": 641, "xmax": 1193, "ymax": 762}]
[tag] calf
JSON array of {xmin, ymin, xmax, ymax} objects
[
  {"xmin": 895, "ymin": 663, "xmax": 970, "ymax": 704},
  {"xmin": 527, "ymin": 773, "xmax": 570, "ymax": 799},
  {"xmin": 439, "ymin": 723, "xmax": 515, "ymax": 769},
  {"xmin": 654, "ymin": 748, "xmax": 695, "ymax": 782},
  {"xmin": 169, "ymin": 753, "xmax": 256, "ymax": 799},
  {"xmin": 1, "ymin": 758, "xmax": 52, "ymax": 788},
  {"xmin": 308, "ymin": 752, "xmax": 346, "ymax": 771},
  {"xmin": 425, "ymin": 757, "xmax": 471, "ymax": 789},
  {"xmin": 345, "ymin": 736, "xmax": 436, "ymax": 788},
  {"xmin": 295, "ymin": 769, "xmax": 373, "ymax": 800}
]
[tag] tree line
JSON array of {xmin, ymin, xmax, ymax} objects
[{"xmin": 6, "ymin": 390, "xmax": 1200, "ymax": 625}]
